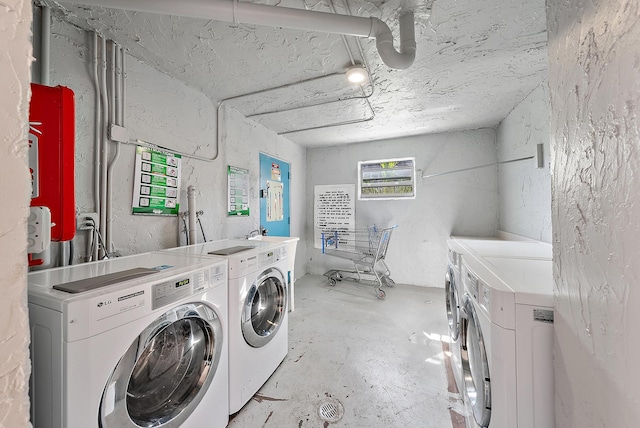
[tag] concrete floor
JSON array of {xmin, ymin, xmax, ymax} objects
[{"xmin": 227, "ymin": 274, "xmax": 464, "ymax": 427}]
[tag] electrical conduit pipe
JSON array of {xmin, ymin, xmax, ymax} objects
[
  {"xmin": 92, "ymin": 32, "xmax": 101, "ymax": 261},
  {"xmin": 106, "ymin": 41, "xmax": 122, "ymax": 255},
  {"xmin": 99, "ymin": 36, "xmax": 109, "ymax": 259},
  {"xmin": 66, "ymin": 0, "xmax": 416, "ymax": 69}
]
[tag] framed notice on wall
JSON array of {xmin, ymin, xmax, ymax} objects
[
  {"xmin": 228, "ymin": 165, "xmax": 250, "ymax": 216},
  {"xmin": 314, "ymin": 184, "xmax": 355, "ymax": 249},
  {"xmin": 132, "ymin": 146, "xmax": 181, "ymax": 216}
]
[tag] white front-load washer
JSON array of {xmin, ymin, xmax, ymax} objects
[
  {"xmin": 159, "ymin": 239, "xmax": 289, "ymax": 413},
  {"xmin": 459, "ymin": 253, "xmax": 554, "ymax": 428},
  {"xmin": 28, "ymin": 251, "xmax": 228, "ymax": 428},
  {"xmin": 445, "ymin": 238, "xmax": 468, "ymax": 396},
  {"xmin": 446, "ymin": 236, "xmax": 552, "ymax": 398}
]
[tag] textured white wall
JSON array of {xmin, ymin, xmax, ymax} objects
[
  {"xmin": 49, "ymin": 18, "xmax": 307, "ymax": 276},
  {"xmin": 497, "ymin": 82, "xmax": 552, "ymax": 242},
  {"xmin": 548, "ymin": 0, "xmax": 640, "ymax": 425},
  {"xmin": 222, "ymin": 107, "xmax": 307, "ymax": 274},
  {"xmin": 0, "ymin": 0, "xmax": 33, "ymax": 426},
  {"xmin": 306, "ymin": 130, "xmax": 498, "ymax": 287}
]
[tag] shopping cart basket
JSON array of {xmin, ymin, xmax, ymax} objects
[{"xmin": 321, "ymin": 225, "xmax": 397, "ymax": 299}]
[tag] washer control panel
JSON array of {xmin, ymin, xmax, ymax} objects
[
  {"xmin": 259, "ymin": 245, "xmax": 287, "ymax": 268},
  {"xmin": 465, "ymin": 269, "xmax": 479, "ymax": 301},
  {"xmin": 153, "ymin": 271, "xmax": 199, "ymax": 309}
]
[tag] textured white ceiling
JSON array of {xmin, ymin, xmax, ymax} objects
[{"xmin": 52, "ymin": 0, "xmax": 547, "ymax": 147}]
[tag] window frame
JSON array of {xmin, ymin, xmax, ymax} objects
[{"xmin": 357, "ymin": 157, "xmax": 416, "ymax": 200}]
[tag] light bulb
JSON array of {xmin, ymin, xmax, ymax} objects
[{"xmin": 346, "ymin": 66, "xmax": 368, "ymax": 84}]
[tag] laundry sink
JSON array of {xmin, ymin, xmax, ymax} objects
[{"xmin": 247, "ymin": 235, "xmax": 298, "ymax": 243}]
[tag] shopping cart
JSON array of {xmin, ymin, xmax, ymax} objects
[{"xmin": 321, "ymin": 225, "xmax": 397, "ymax": 299}]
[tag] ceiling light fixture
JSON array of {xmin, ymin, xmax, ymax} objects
[{"xmin": 345, "ymin": 65, "xmax": 369, "ymax": 84}]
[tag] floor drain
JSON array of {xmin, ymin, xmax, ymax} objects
[{"xmin": 318, "ymin": 399, "xmax": 344, "ymax": 423}]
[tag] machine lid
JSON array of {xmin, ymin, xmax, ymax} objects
[
  {"xmin": 52, "ymin": 267, "xmax": 158, "ymax": 293},
  {"xmin": 445, "ymin": 265, "xmax": 460, "ymax": 341},
  {"xmin": 479, "ymin": 256, "xmax": 554, "ymax": 305},
  {"xmin": 461, "ymin": 296, "xmax": 491, "ymax": 427},
  {"xmin": 208, "ymin": 245, "xmax": 256, "ymax": 256},
  {"xmin": 28, "ymin": 251, "xmax": 227, "ymax": 310},
  {"xmin": 456, "ymin": 239, "xmax": 552, "ymax": 260},
  {"xmin": 448, "ymin": 236, "xmax": 500, "ymax": 254},
  {"xmin": 159, "ymin": 239, "xmax": 270, "ymax": 258},
  {"xmin": 241, "ymin": 267, "xmax": 286, "ymax": 348},
  {"xmin": 100, "ymin": 302, "xmax": 223, "ymax": 428}
]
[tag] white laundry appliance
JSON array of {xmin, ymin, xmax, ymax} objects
[
  {"xmin": 159, "ymin": 239, "xmax": 289, "ymax": 413},
  {"xmin": 445, "ymin": 238, "xmax": 469, "ymax": 396},
  {"xmin": 28, "ymin": 252, "xmax": 229, "ymax": 428},
  {"xmin": 460, "ymin": 253, "xmax": 555, "ymax": 428},
  {"xmin": 248, "ymin": 235, "xmax": 300, "ymax": 312},
  {"xmin": 454, "ymin": 239, "xmax": 552, "ymax": 260},
  {"xmin": 445, "ymin": 237, "xmax": 549, "ymax": 396}
]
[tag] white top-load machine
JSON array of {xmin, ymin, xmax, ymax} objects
[{"xmin": 28, "ymin": 251, "xmax": 229, "ymax": 428}]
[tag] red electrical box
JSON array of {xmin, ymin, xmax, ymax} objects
[{"xmin": 29, "ymin": 84, "xmax": 76, "ymax": 242}]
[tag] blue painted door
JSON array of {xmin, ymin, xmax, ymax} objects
[{"xmin": 259, "ymin": 153, "xmax": 290, "ymax": 236}]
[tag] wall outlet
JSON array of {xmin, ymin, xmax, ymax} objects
[
  {"xmin": 28, "ymin": 206, "xmax": 51, "ymax": 253},
  {"xmin": 77, "ymin": 212, "xmax": 99, "ymax": 231}
]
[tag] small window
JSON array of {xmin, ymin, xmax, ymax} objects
[{"xmin": 358, "ymin": 157, "xmax": 416, "ymax": 200}]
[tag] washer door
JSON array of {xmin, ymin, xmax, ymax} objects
[
  {"xmin": 99, "ymin": 302, "xmax": 223, "ymax": 428},
  {"xmin": 242, "ymin": 267, "xmax": 287, "ymax": 348},
  {"xmin": 460, "ymin": 296, "xmax": 491, "ymax": 427},
  {"xmin": 445, "ymin": 265, "xmax": 460, "ymax": 341}
]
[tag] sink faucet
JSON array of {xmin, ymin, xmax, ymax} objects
[{"xmin": 245, "ymin": 226, "xmax": 268, "ymax": 238}]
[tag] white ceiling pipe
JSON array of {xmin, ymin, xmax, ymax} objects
[
  {"xmin": 373, "ymin": 12, "xmax": 416, "ymax": 70},
  {"xmin": 66, "ymin": 0, "xmax": 416, "ymax": 69}
]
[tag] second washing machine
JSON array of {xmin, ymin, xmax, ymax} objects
[
  {"xmin": 460, "ymin": 253, "xmax": 555, "ymax": 428},
  {"xmin": 445, "ymin": 236, "xmax": 552, "ymax": 397},
  {"xmin": 445, "ymin": 238, "xmax": 468, "ymax": 396},
  {"xmin": 160, "ymin": 239, "xmax": 289, "ymax": 413}
]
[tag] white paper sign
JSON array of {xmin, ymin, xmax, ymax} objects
[
  {"xmin": 267, "ymin": 180, "xmax": 284, "ymax": 222},
  {"xmin": 314, "ymin": 184, "xmax": 355, "ymax": 249}
]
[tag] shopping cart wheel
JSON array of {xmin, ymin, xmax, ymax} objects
[
  {"xmin": 335, "ymin": 272, "xmax": 343, "ymax": 280},
  {"xmin": 376, "ymin": 289, "xmax": 386, "ymax": 300},
  {"xmin": 329, "ymin": 277, "xmax": 337, "ymax": 286},
  {"xmin": 382, "ymin": 277, "xmax": 395, "ymax": 287}
]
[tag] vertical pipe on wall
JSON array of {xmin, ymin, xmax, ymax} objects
[
  {"xmin": 108, "ymin": 41, "xmax": 116, "ymax": 126},
  {"xmin": 120, "ymin": 47, "xmax": 126, "ymax": 126},
  {"xmin": 99, "ymin": 36, "xmax": 109, "ymax": 259},
  {"xmin": 40, "ymin": 6, "xmax": 50, "ymax": 86},
  {"xmin": 106, "ymin": 41, "xmax": 118, "ymax": 254},
  {"xmin": 92, "ymin": 32, "xmax": 101, "ymax": 261},
  {"xmin": 115, "ymin": 43, "xmax": 122, "ymax": 126},
  {"xmin": 33, "ymin": 5, "xmax": 54, "ymax": 268},
  {"xmin": 187, "ymin": 186, "xmax": 197, "ymax": 245}
]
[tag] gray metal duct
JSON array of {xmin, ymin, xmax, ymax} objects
[{"xmin": 65, "ymin": 0, "xmax": 416, "ymax": 69}]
